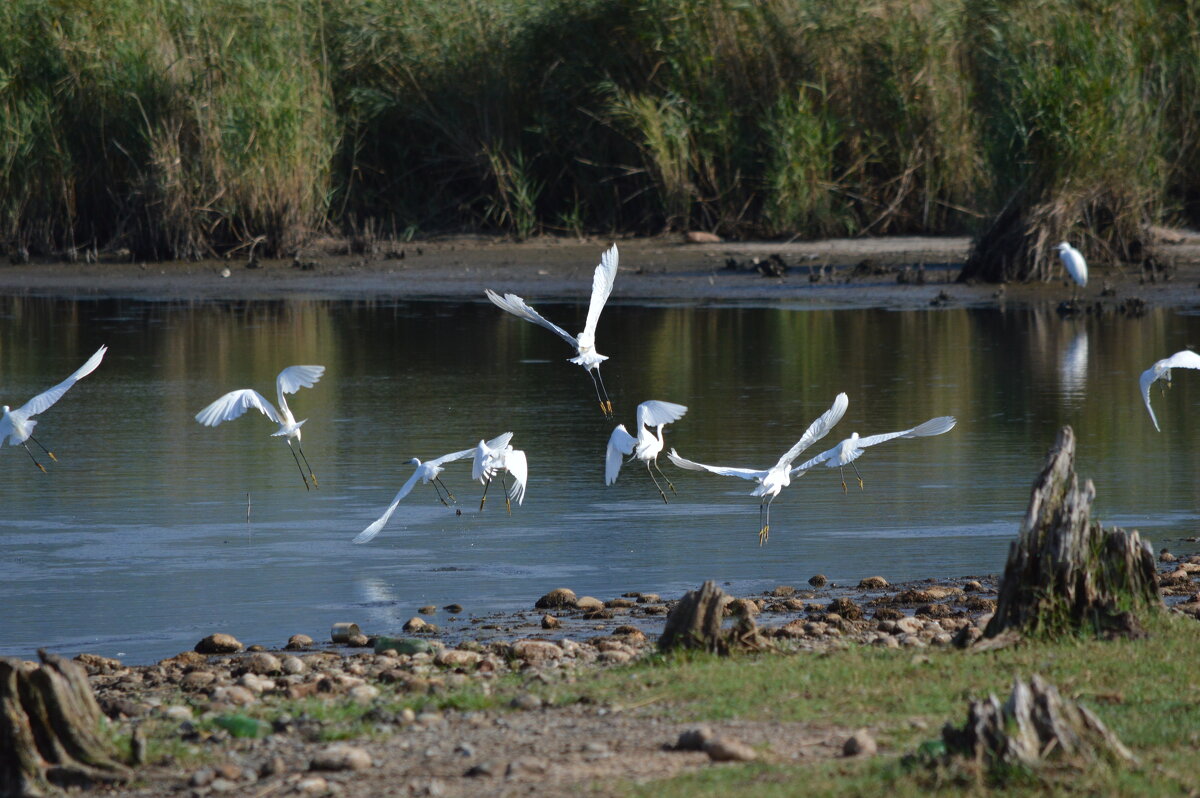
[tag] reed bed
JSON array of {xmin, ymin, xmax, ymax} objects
[{"xmin": 0, "ymin": 0, "xmax": 1197, "ymax": 265}]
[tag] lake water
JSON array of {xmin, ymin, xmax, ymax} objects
[{"xmin": 1, "ymin": 295, "xmax": 1199, "ymax": 664}]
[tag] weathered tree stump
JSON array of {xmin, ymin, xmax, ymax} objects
[
  {"xmin": 984, "ymin": 426, "xmax": 1161, "ymax": 640},
  {"xmin": 0, "ymin": 650, "xmax": 131, "ymax": 797},
  {"xmin": 942, "ymin": 674, "xmax": 1136, "ymax": 771},
  {"xmin": 659, "ymin": 581, "xmax": 772, "ymax": 654}
]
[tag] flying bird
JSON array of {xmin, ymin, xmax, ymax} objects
[
  {"xmin": 1139, "ymin": 350, "xmax": 1200, "ymax": 431},
  {"xmin": 353, "ymin": 448, "xmax": 475, "ymax": 544},
  {"xmin": 486, "ymin": 244, "xmax": 619, "ymax": 417},
  {"xmin": 1, "ymin": 345, "xmax": 107, "ymax": 472},
  {"xmin": 793, "ymin": 416, "xmax": 957, "ymax": 492},
  {"xmin": 1056, "ymin": 241, "xmax": 1088, "ymax": 290},
  {"xmin": 668, "ymin": 393, "xmax": 848, "ymax": 545},
  {"xmin": 194, "ymin": 365, "xmax": 325, "ymax": 490},
  {"xmin": 472, "ymin": 432, "xmax": 528, "ymax": 512},
  {"xmin": 606, "ymin": 400, "xmax": 688, "ymax": 502}
]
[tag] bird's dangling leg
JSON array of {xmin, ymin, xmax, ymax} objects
[
  {"xmin": 479, "ymin": 477, "xmax": 492, "ymax": 511},
  {"xmin": 839, "ymin": 466, "xmax": 848, "ymax": 494},
  {"xmin": 29, "ymin": 435, "xmax": 57, "ymax": 462},
  {"xmin": 22, "ymin": 443, "xmax": 47, "ymax": 473},
  {"xmin": 297, "ymin": 444, "xmax": 318, "ymax": 488},
  {"xmin": 588, "ymin": 369, "xmax": 612, "ymax": 419},
  {"xmin": 288, "ymin": 443, "xmax": 311, "ymax": 491},
  {"xmin": 435, "ymin": 477, "xmax": 457, "ymax": 504},
  {"xmin": 758, "ymin": 500, "xmax": 771, "ymax": 546},
  {"xmin": 851, "ymin": 462, "xmax": 864, "ymax": 491},
  {"xmin": 652, "ymin": 459, "xmax": 676, "ymax": 495},
  {"xmin": 646, "ymin": 461, "xmax": 669, "ymax": 503},
  {"xmin": 501, "ymin": 472, "xmax": 512, "ymax": 514},
  {"xmin": 595, "ymin": 368, "xmax": 615, "ymax": 419}
]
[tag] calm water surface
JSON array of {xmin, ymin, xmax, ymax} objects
[{"xmin": 2, "ymin": 295, "xmax": 1199, "ymax": 663}]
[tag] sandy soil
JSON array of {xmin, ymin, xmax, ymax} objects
[{"xmin": 4, "ymin": 233, "xmax": 1200, "ymax": 308}]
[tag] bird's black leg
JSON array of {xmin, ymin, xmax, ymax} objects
[
  {"xmin": 646, "ymin": 461, "xmax": 668, "ymax": 503},
  {"xmin": 758, "ymin": 498, "xmax": 771, "ymax": 546},
  {"xmin": 587, "ymin": 369, "xmax": 611, "ymax": 418},
  {"xmin": 851, "ymin": 462, "xmax": 864, "ymax": 490},
  {"xmin": 22, "ymin": 443, "xmax": 47, "ymax": 473},
  {"xmin": 287, "ymin": 443, "xmax": 311, "ymax": 491},
  {"xmin": 501, "ymin": 472, "xmax": 512, "ymax": 514},
  {"xmin": 839, "ymin": 466, "xmax": 848, "ymax": 494},
  {"xmin": 435, "ymin": 477, "xmax": 457, "ymax": 504},
  {"xmin": 297, "ymin": 444, "xmax": 318, "ymax": 488},
  {"xmin": 652, "ymin": 458, "xmax": 676, "ymax": 495},
  {"xmin": 479, "ymin": 477, "xmax": 491, "ymax": 511},
  {"xmin": 29, "ymin": 435, "xmax": 56, "ymax": 462},
  {"xmin": 595, "ymin": 368, "xmax": 614, "ymax": 418}
]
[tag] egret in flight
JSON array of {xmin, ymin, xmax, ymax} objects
[
  {"xmin": 606, "ymin": 400, "xmax": 688, "ymax": 502},
  {"xmin": 1139, "ymin": 350, "xmax": 1200, "ymax": 431},
  {"xmin": 353, "ymin": 448, "xmax": 475, "ymax": 544},
  {"xmin": 1, "ymin": 345, "xmax": 107, "ymax": 471},
  {"xmin": 668, "ymin": 393, "xmax": 848, "ymax": 544},
  {"xmin": 194, "ymin": 365, "xmax": 324, "ymax": 490},
  {"xmin": 473, "ymin": 432, "xmax": 528, "ymax": 512},
  {"xmin": 1056, "ymin": 241, "xmax": 1088, "ymax": 296},
  {"xmin": 793, "ymin": 416, "xmax": 957, "ymax": 492},
  {"xmin": 486, "ymin": 244, "xmax": 619, "ymax": 417}
]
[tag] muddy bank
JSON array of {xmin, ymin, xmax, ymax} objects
[{"xmin": 3, "ymin": 234, "xmax": 1200, "ymax": 308}]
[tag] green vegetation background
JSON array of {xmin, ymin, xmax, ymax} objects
[{"xmin": 2, "ymin": 0, "xmax": 1198, "ymax": 258}]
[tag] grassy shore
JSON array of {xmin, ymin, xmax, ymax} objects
[{"xmin": 2, "ymin": 0, "xmax": 1199, "ymax": 260}]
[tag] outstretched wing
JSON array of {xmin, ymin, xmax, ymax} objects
[
  {"xmin": 857, "ymin": 416, "xmax": 957, "ymax": 448},
  {"xmin": 195, "ymin": 389, "xmax": 280, "ymax": 427},
  {"xmin": 473, "ymin": 432, "xmax": 514, "ymax": 481},
  {"xmin": 277, "ymin": 365, "xmax": 325, "ymax": 396},
  {"xmin": 352, "ymin": 470, "xmax": 423, "ymax": 544},
  {"xmin": 1139, "ymin": 366, "xmax": 1161, "ymax": 432},
  {"xmin": 505, "ymin": 449, "xmax": 528, "ymax": 505},
  {"xmin": 605, "ymin": 424, "xmax": 637, "ymax": 484},
  {"xmin": 775, "ymin": 392, "xmax": 849, "ymax": 469},
  {"xmin": 793, "ymin": 443, "xmax": 840, "ymax": 473},
  {"xmin": 16, "ymin": 345, "xmax": 108, "ymax": 418},
  {"xmin": 636, "ymin": 399, "xmax": 688, "ymax": 430},
  {"xmin": 485, "ymin": 289, "xmax": 578, "ymax": 349},
  {"xmin": 429, "ymin": 447, "xmax": 476, "ymax": 468},
  {"xmin": 581, "ymin": 244, "xmax": 619, "ymax": 341},
  {"xmin": 666, "ymin": 449, "xmax": 768, "ymax": 481},
  {"xmin": 1139, "ymin": 350, "xmax": 1200, "ymax": 431}
]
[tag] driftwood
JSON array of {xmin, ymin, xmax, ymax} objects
[
  {"xmin": 0, "ymin": 651, "xmax": 131, "ymax": 797},
  {"xmin": 942, "ymin": 674, "xmax": 1136, "ymax": 771},
  {"xmin": 984, "ymin": 426, "xmax": 1161, "ymax": 639}
]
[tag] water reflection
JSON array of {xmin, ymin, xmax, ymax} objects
[{"xmin": 1, "ymin": 296, "xmax": 1199, "ymax": 663}]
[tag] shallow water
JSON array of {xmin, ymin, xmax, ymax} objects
[{"xmin": 1, "ymin": 296, "xmax": 1198, "ymax": 664}]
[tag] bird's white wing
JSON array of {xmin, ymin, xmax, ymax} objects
[
  {"xmin": 1058, "ymin": 244, "xmax": 1088, "ymax": 287},
  {"xmin": 472, "ymin": 433, "xmax": 513, "ymax": 481},
  {"xmin": 666, "ymin": 449, "xmax": 768, "ymax": 481},
  {"xmin": 429, "ymin": 447, "xmax": 476, "ymax": 468},
  {"xmin": 15, "ymin": 345, "xmax": 107, "ymax": 418},
  {"xmin": 505, "ymin": 449, "xmax": 528, "ymax": 505},
  {"xmin": 277, "ymin": 365, "xmax": 325, "ymax": 396},
  {"xmin": 581, "ymin": 244, "xmax": 619, "ymax": 340},
  {"xmin": 636, "ymin": 399, "xmax": 688, "ymax": 430},
  {"xmin": 194, "ymin": 389, "xmax": 280, "ymax": 427},
  {"xmin": 1158, "ymin": 350, "xmax": 1200, "ymax": 372},
  {"xmin": 0, "ymin": 414, "xmax": 15, "ymax": 446},
  {"xmin": 1139, "ymin": 366, "xmax": 1162, "ymax": 432},
  {"xmin": 775, "ymin": 392, "xmax": 849, "ymax": 469},
  {"xmin": 856, "ymin": 416, "xmax": 957, "ymax": 448},
  {"xmin": 793, "ymin": 444, "xmax": 840, "ymax": 474},
  {"xmin": 605, "ymin": 424, "xmax": 637, "ymax": 484},
  {"xmin": 352, "ymin": 470, "xmax": 423, "ymax": 544},
  {"xmin": 1139, "ymin": 351, "xmax": 1200, "ymax": 431},
  {"xmin": 485, "ymin": 289, "xmax": 578, "ymax": 348}
]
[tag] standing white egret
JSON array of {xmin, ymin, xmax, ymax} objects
[
  {"xmin": 485, "ymin": 244, "xmax": 619, "ymax": 417},
  {"xmin": 667, "ymin": 393, "xmax": 848, "ymax": 544},
  {"xmin": 606, "ymin": 400, "xmax": 688, "ymax": 502},
  {"xmin": 1056, "ymin": 241, "xmax": 1088, "ymax": 293},
  {"xmin": 1, "ymin": 345, "xmax": 107, "ymax": 471},
  {"xmin": 194, "ymin": 365, "xmax": 325, "ymax": 490},
  {"xmin": 1139, "ymin": 350, "xmax": 1200, "ymax": 431},
  {"xmin": 472, "ymin": 432, "xmax": 528, "ymax": 512},
  {"xmin": 353, "ymin": 448, "xmax": 475, "ymax": 544},
  {"xmin": 792, "ymin": 416, "xmax": 957, "ymax": 492}
]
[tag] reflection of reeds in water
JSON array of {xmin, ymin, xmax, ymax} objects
[{"xmin": 3, "ymin": 0, "xmax": 1199, "ymax": 260}]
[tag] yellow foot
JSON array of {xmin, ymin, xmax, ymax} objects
[
  {"xmin": 311, "ymin": 474, "xmax": 319, "ymax": 488},
  {"xmin": 758, "ymin": 525, "xmax": 769, "ymax": 546},
  {"xmin": 47, "ymin": 452, "xmax": 58, "ymax": 462},
  {"xmin": 857, "ymin": 477, "xmax": 864, "ymax": 490},
  {"xmin": 37, "ymin": 463, "xmax": 47, "ymax": 474},
  {"xmin": 841, "ymin": 481, "xmax": 848, "ymax": 494},
  {"xmin": 505, "ymin": 499, "xmax": 512, "ymax": 515},
  {"xmin": 479, "ymin": 496, "xmax": 487, "ymax": 511}
]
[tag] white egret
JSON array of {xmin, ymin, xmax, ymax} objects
[
  {"xmin": 1, "ymin": 345, "xmax": 107, "ymax": 471},
  {"xmin": 1056, "ymin": 241, "xmax": 1088, "ymax": 291},
  {"xmin": 667, "ymin": 393, "xmax": 848, "ymax": 544},
  {"xmin": 793, "ymin": 416, "xmax": 957, "ymax": 492},
  {"xmin": 194, "ymin": 365, "xmax": 325, "ymax": 490},
  {"xmin": 1139, "ymin": 350, "xmax": 1200, "ymax": 431},
  {"xmin": 606, "ymin": 400, "xmax": 688, "ymax": 502},
  {"xmin": 472, "ymin": 432, "xmax": 528, "ymax": 512},
  {"xmin": 353, "ymin": 448, "xmax": 475, "ymax": 544},
  {"xmin": 485, "ymin": 244, "xmax": 619, "ymax": 417}
]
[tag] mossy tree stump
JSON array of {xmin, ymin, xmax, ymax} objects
[
  {"xmin": 984, "ymin": 426, "xmax": 1161, "ymax": 640},
  {"xmin": 0, "ymin": 650, "xmax": 131, "ymax": 797}
]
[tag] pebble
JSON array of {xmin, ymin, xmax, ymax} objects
[
  {"xmin": 281, "ymin": 656, "xmax": 306, "ymax": 675},
  {"xmin": 843, "ymin": 729, "xmax": 877, "ymax": 757},
  {"xmin": 435, "ymin": 649, "xmax": 482, "ymax": 668},
  {"xmin": 296, "ymin": 776, "xmax": 328, "ymax": 794},
  {"xmin": 347, "ymin": 634, "xmax": 370, "ymax": 647},
  {"xmin": 770, "ymin": 585, "xmax": 795, "ymax": 597},
  {"xmin": 348, "ymin": 685, "xmax": 380, "ymax": 705},
  {"xmin": 160, "ymin": 704, "xmax": 193, "ymax": 721},
  {"xmin": 247, "ymin": 652, "xmax": 281, "ymax": 674},
  {"xmin": 505, "ymin": 757, "xmax": 548, "ymax": 776},
  {"xmin": 637, "ymin": 593, "xmax": 661, "ymax": 603},
  {"xmin": 534, "ymin": 588, "xmax": 577, "ymax": 609},
  {"xmin": 510, "ymin": 639, "xmax": 563, "ymax": 662},
  {"xmin": 311, "ymin": 745, "xmax": 373, "ymax": 772},
  {"xmin": 540, "ymin": 614, "xmax": 561, "ymax": 630},
  {"xmin": 181, "ymin": 670, "xmax": 216, "ymax": 690},
  {"xmin": 403, "ymin": 617, "xmax": 430, "ymax": 632},
  {"xmin": 510, "ymin": 693, "xmax": 543, "ymax": 711},
  {"xmin": 465, "ymin": 761, "xmax": 498, "ymax": 777},
  {"xmin": 211, "ymin": 685, "xmax": 256, "ymax": 706},
  {"xmin": 826, "ymin": 597, "xmax": 863, "ymax": 620},
  {"xmin": 574, "ymin": 596, "xmax": 604, "ymax": 611},
  {"xmin": 858, "ymin": 576, "xmax": 889, "ymax": 589},
  {"xmin": 195, "ymin": 633, "xmax": 243, "ymax": 654},
  {"xmin": 705, "ymin": 737, "xmax": 758, "ymax": 762},
  {"xmin": 808, "ymin": 574, "xmax": 828, "ymax": 587},
  {"xmin": 444, "ymin": 603, "xmax": 464, "ymax": 613},
  {"xmin": 286, "ymin": 634, "xmax": 314, "ymax": 650},
  {"xmin": 419, "ymin": 605, "xmax": 437, "ymax": 615}
]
